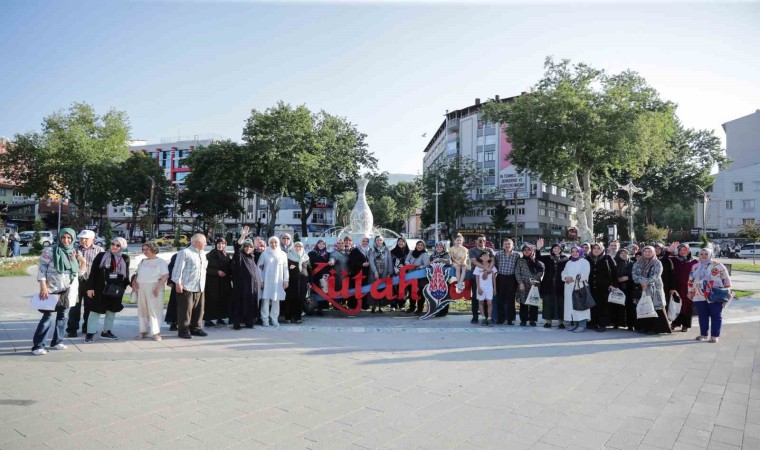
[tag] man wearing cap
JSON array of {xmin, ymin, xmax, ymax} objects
[{"xmin": 66, "ymin": 230, "xmax": 104, "ymax": 337}]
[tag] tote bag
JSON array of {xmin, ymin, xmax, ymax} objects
[{"xmin": 572, "ymin": 276, "xmax": 595, "ymax": 311}]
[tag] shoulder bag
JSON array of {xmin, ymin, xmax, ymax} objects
[{"xmin": 572, "ymin": 275, "xmax": 596, "ymax": 311}]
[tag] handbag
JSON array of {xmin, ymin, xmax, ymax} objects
[
  {"xmin": 524, "ymin": 285, "xmax": 541, "ymax": 307},
  {"xmin": 667, "ymin": 292, "xmax": 682, "ymax": 321},
  {"xmin": 636, "ymin": 293, "xmax": 658, "ymax": 319},
  {"xmin": 572, "ymin": 275, "xmax": 596, "ymax": 311},
  {"xmin": 707, "ymin": 287, "xmax": 731, "ymax": 304},
  {"xmin": 103, "ymin": 272, "xmax": 126, "ymax": 298},
  {"xmin": 608, "ymin": 287, "xmax": 626, "ymax": 306}
]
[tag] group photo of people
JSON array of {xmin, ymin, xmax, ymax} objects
[{"xmin": 30, "ymin": 227, "xmax": 734, "ymax": 355}]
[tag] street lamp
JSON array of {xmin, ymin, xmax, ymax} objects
[
  {"xmin": 434, "ymin": 178, "xmax": 442, "ymax": 243},
  {"xmin": 618, "ymin": 180, "xmax": 644, "ymax": 242},
  {"xmin": 696, "ymin": 186, "xmax": 709, "ymax": 233}
]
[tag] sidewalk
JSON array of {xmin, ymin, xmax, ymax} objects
[{"xmin": 1, "ymin": 274, "xmax": 759, "ymax": 449}]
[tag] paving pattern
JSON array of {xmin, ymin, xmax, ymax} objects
[{"xmin": 1, "ymin": 274, "xmax": 759, "ymax": 449}]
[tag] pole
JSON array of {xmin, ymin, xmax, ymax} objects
[
  {"xmin": 696, "ymin": 186, "xmax": 708, "ymax": 235},
  {"xmin": 57, "ymin": 198, "xmax": 62, "ymax": 234},
  {"xmin": 434, "ymin": 178, "xmax": 440, "ymax": 243}
]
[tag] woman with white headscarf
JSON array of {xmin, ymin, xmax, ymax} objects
[
  {"xmin": 688, "ymin": 247, "xmax": 732, "ymax": 343},
  {"xmin": 258, "ymin": 236, "xmax": 289, "ymax": 327},
  {"xmin": 632, "ymin": 245, "xmax": 671, "ymax": 335}
]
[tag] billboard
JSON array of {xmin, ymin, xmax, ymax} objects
[{"xmin": 498, "ymin": 126, "xmax": 528, "ymax": 198}]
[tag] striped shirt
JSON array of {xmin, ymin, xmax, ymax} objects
[{"xmin": 76, "ymin": 243, "xmax": 105, "ymax": 280}]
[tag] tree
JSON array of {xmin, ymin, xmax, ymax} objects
[
  {"xmin": 483, "ymin": 57, "xmax": 677, "ymax": 242},
  {"xmin": 372, "ymin": 195, "xmax": 398, "ymax": 229},
  {"xmin": 100, "ymin": 218, "xmax": 113, "ymax": 242},
  {"xmin": 112, "ymin": 152, "xmax": 169, "ymax": 240},
  {"xmin": 30, "ymin": 219, "xmax": 45, "ymax": 255},
  {"xmin": 644, "ymin": 225, "xmax": 668, "ymax": 243},
  {"xmin": 491, "ymin": 203, "xmax": 510, "ymax": 232},
  {"xmin": 336, "ymin": 191, "xmax": 356, "ymax": 227},
  {"xmin": 593, "ymin": 210, "xmax": 630, "ymax": 242},
  {"xmin": 737, "ymin": 222, "xmax": 760, "ymax": 265},
  {"xmin": 421, "ymin": 156, "xmax": 482, "ymax": 239},
  {"xmin": 242, "ymin": 102, "xmax": 314, "ymax": 236},
  {"xmin": 365, "ymin": 171, "xmax": 392, "ymax": 201},
  {"xmin": 179, "ymin": 141, "xmax": 245, "ymax": 227},
  {"xmin": 393, "ymin": 180, "xmax": 422, "ymax": 233},
  {"xmin": 0, "ymin": 103, "xmax": 131, "ymax": 229}
]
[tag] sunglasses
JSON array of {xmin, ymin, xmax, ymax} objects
[{"xmin": 111, "ymin": 243, "xmax": 121, "ymax": 248}]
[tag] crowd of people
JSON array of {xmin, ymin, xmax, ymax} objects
[{"xmin": 30, "ymin": 228, "xmax": 733, "ymax": 355}]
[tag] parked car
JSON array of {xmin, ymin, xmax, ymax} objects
[
  {"xmin": 94, "ymin": 236, "xmax": 106, "ymax": 247},
  {"xmin": 681, "ymin": 242, "xmax": 708, "ymax": 258},
  {"xmin": 19, "ymin": 231, "xmax": 55, "ymax": 247},
  {"xmin": 154, "ymin": 234, "xmax": 189, "ymax": 247},
  {"xmin": 740, "ymin": 243, "xmax": 760, "ymax": 259}
]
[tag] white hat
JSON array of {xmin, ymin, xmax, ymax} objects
[{"xmin": 77, "ymin": 230, "xmax": 96, "ymax": 239}]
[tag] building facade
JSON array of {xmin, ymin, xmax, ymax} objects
[
  {"xmin": 422, "ymin": 97, "xmax": 577, "ymax": 243},
  {"xmin": 696, "ymin": 110, "xmax": 760, "ymax": 237}
]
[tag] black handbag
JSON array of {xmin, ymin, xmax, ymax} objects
[
  {"xmin": 103, "ymin": 273, "xmax": 126, "ymax": 298},
  {"xmin": 572, "ymin": 275, "xmax": 596, "ymax": 311}
]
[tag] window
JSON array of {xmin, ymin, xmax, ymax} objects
[
  {"xmin": 743, "ymin": 199, "xmax": 755, "ymax": 210},
  {"xmin": 507, "ymin": 208, "xmax": 515, "ymax": 215},
  {"xmin": 484, "ymin": 151, "xmax": 495, "ymax": 161},
  {"xmin": 726, "ymin": 200, "xmax": 733, "ymax": 210},
  {"xmin": 735, "ymin": 182, "xmax": 744, "ymax": 192},
  {"xmin": 743, "ymin": 218, "xmax": 755, "ymax": 225},
  {"xmin": 538, "ymin": 200, "xmax": 547, "ymax": 207},
  {"xmin": 531, "ymin": 182, "xmax": 538, "ymax": 195},
  {"xmin": 548, "ymin": 210, "xmax": 557, "ymax": 218},
  {"xmin": 293, "ymin": 211, "xmax": 302, "ymax": 219},
  {"xmin": 727, "ymin": 218, "xmax": 734, "ymax": 227},
  {"xmin": 551, "ymin": 185, "xmax": 557, "ymax": 195},
  {"xmin": 539, "ymin": 208, "xmax": 547, "ymax": 216},
  {"xmin": 541, "ymin": 183, "xmax": 547, "ymax": 193},
  {"xmin": 484, "ymin": 134, "xmax": 496, "ymax": 146},
  {"xmin": 175, "ymin": 172, "xmax": 188, "ymax": 182},
  {"xmin": 312, "ymin": 212, "xmax": 326, "ymax": 222},
  {"xmin": 517, "ymin": 207, "xmax": 525, "ymax": 215}
]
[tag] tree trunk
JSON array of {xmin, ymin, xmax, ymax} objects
[
  {"xmin": 299, "ymin": 199, "xmax": 314, "ymax": 238},
  {"xmin": 131, "ymin": 205, "xmax": 139, "ymax": 241},
  {"xmin": 572, "ymin": 170, "xmax": 594, "ymax": 243},
  {"xmin": 266, "ymin": 194, "xmax": 281, "ymax": 238}
]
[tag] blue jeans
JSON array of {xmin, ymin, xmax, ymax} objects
[
  {"xmin": 11, "ymin": 241, "xmax": 21, "ymax": 257},
  {"xmin": 32, "ymin": 307, "xmax": 69, "ymax": 350},
  {"xmin": 695, "ymin": 301, "xmax": 723, "ymax": 337}
]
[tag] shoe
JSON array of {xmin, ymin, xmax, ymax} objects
[
  {"xmin": 245, "ymin": 324, "xmax": 254, "ymax": 329},
  {"xmin": 481, "ymin": 319, "xmax": 488, "ymax": 326},
  {"xmin": 136, "ymin": 333, "xmax": 147, "ymax": 340},
  {"xmin": 671, "ymin": 323, "xmax": 678, "ymax": 331},
  {"xmin": 415, "ymin": 310, "xmax": 423, "ymax": 316},
  {"xmin": 178, "ymin": 331, "xmax": 192, "ymax": 339},
  {"xmin": 595, "ymin": 327, "xmax": 607, "ymax": 333},
  {"xmin": 377, "ymin": 308, "xmax": 384, "ymax": 314},
  {"xmin": 613, "ymin": 325, "xmax": 619, "ymax": 330},
  {"xmin": 520, "ymin": 322, "xmax": 526, "ymax": 326},
  {"xmin": 628, "ymin": 326, "xmax": 634, "ymax": 331},
  {"xmin": 216, "ymin": 320, "xmax": 227, "ymax": 326},
  {"xmin": 204, "ymin": 320, "xmax": 215, "ymax": 327},
  {"xmin": 370, "ymin": 307, "xmax": 376, "ymax": 314},
  {"xmin": 695, "ymin": 335, "xmax": 707, "ymax": 341},
  {"xmin": 294, "ymin": 320, "xmax": 303, "ymax": 324},
  {"xmin": 190, "ymin": 329, "xmax": 208, "ymax": 337},
  {"xmin": 169, "ymin": 324, "xmax": 178, "ymax": 331},
  {"xmin": 681, "ymin": 327, "xmax": 689, "ymax": 332},
  {"xmin": 568, "ymin": 324, "xmax": 578, "ymax": 332},
  {"xmin": 709, "ymin": 337, "xmax": 719, "ymax": 343},
  {"xmin": 282, "ymin": 319, "xmax": 291, "ymax": 324},
  {"xmin": 470, "ymin": 317, "xmax": 478, "ymax": 325},
  {"xmin": 530, "ymin": 321, "xmax": 537, "ymax": 327},
  {"xmin": 488, "ymin": 319, "xmax": 493, "ymax": 327},
  {"xmin": 100, "ymin": 331, "xmax": 118, "ymax": 340},
  {"xmin": 572, "ymin": 327, "xmax": 587, "ymax": 333},
  {"xmin": 543, "ymin": 323, "xmax": 552, "ymax": 328},
  {"xmin": 507, "ymin": 321, "xmax": 514, "ymax": 326},
  {"xmin": 31, "ymin": 348, "xmax": 47, "ymax": 355},
  {"xmin": 233, "ymin": 324, "xmax": 242, "ymax": 330},
  {"xmin": 406, "ymin": 308, "xmax": 415, "ymax": 314},
  {"xmin": 496, "ymin": 320, "xmax": 505, "ymax": 325},
  {"xmin": 84, "ymin": 334, "xmax": 94, "ymax": 343},
  {"xmin": 66, "ymin": 331, "xmax": 78, "ymax": 338},
  {"xmin": 152, "ymin": 334, "xmax": 162, "ymax": 341},
  {"xmin": 558, "ymin": 323, "xmax": 566, "ymax": 330},
  {"xmin": 51, "ymin": 343, "xmax": 67, "ymax": 350}
]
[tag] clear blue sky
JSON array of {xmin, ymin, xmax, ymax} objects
[{"xmin": 2, "ymin": 0, "xmax": 759, "ymax": 174}]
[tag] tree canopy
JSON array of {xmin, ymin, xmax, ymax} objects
[{"xmin": 421, "ymin": 156, "xmax": 481, "ymax": 239}]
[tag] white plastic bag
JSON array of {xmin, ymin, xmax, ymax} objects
[
  {"xmin": 524, "ymin": 285, "xmax": 541, "ymax": 307},
  {"xmin": 608, "ymin": 287, "xmax": 626, "ymax": 306},
  {"xmin": 636, "ymin": 294, "xmax": 658, "ymax": 319},
  {"xmin": 667, "ymin": 293, "xmax": 682, "ymax": 321},
  {"xmin": 67, "ymin": 278, "xmax": 79, "ymax": 308}
]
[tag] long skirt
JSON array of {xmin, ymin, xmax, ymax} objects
[
  {"xmin": 137, "ymin": 282, "xmax": 164, "ymax": 335},
  {"xmin": 165, "ymin": 289, "xmax": 177, "ymax": 324},
  {"xmin": 636, "ymin": 309, "xmax": 672, "ymax": 334},
  {"xmin": 542, "ymin": 292, "xmax": 563, "ymax": 321}
]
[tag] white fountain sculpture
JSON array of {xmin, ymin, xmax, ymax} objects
[{"xmin": 348, "ymin": 178, "xmax": 374, "ymax": 237}]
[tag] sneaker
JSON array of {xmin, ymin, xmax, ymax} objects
[
  {"xmin": 695, "ymin": 335, "xmax": 708, "ymax": 342},
  {"xmin": 709, "ymin": 337, "xmax": 719, "ymax": 343},
  {"xmin": 470, "ymin": 317, "xmax": 479, "ymax": 325},
  {"xmin": 51, "ymin": 343, "xmax": 67, "ymax": 350},
  {"xmin": 84, "ymin": 334, "xmax": 94, "ymax": 343},
  {"xmin": 558, "ymin": 323, "xmax": 566, "ymax": 329},
  {"xmin": 507, "ymin": 321, "xmax": 514, "ymax": 326},
  {"xmin": 204, "ymin": 320, "xmax": 215, "ymax": 328},
  {"xmin": 481, "ymin": 319, "xmax": 488, "ymax": 326},
  {"xmin": 31, "ymin": 348, "xmax": 47, "ymax": 355},
  {"xmin": 520, "ymin": 322, "xmax": 527, "ymax": 326},
  {"xmin": 190, "ymin": 329, "xmax": 208, "ymax": 337},
  {"xmin": 543, "ymin": 323, "xmax": 552, "ymax": 328},
  {"xmin": 100, "ymin": 331, "xmax": 118, "ymax": 340},
  {"xmin": 178, "ymin": 331, "xmax": 192, "ymax": 339},
  {"xmin": 595, "ymin": 327, "xmax": 607, "ymax": 333},
  {"xmin": 487, "ymin": 319, "xmax": 493, "ymax": 327},
  {"xmin": 530, "ymin": 321, "xmax": 537, "ymax": 327},
  {"xmin": 152, "ymin": 334, "xmax": 162, "ymax": 341}
]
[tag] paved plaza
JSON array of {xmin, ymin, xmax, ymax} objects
[{"xmin": 1, "ymin": 271, "xmax": 760, "ymax": 450}]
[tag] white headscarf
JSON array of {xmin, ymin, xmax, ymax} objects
[{"xmin": 264, "ymin": 236, "xmax": 285, "ymax": 258}]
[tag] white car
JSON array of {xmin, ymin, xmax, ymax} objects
[
  {"xmin": 681, "ymin": 242, "xmax": 707, "ymax": 258},
  {"xmin": 740, "ymin": 243, "xmax": 760, "ymax": 259}
]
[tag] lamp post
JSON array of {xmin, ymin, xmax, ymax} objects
[
  {"xmin": 434, "ymin": 178, "xmax": 441, "ymax": 243},
  {"xmin": 147, "ymin": 176, "xmax": 155, "ymax": 240},
  {"xmin": 619, "ymin": 180, "xmax": 644, "ymax": 242},
  {"xmin": 696, "ymin": 186, "xmax": 709, "ymax": 233}
]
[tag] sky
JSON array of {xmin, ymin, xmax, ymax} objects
[{"xmin": 1, "ymin": 0, "xmax": 759, "ymax": 175}]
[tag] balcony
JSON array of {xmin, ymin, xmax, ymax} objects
[{"xmin": 446, "ymin": 118, "xmax": 459, "ymax": 130}]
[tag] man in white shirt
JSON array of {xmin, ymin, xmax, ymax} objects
[{"xmin": 172, "ymin": 234, "xmax": 209, "ymax": 339}]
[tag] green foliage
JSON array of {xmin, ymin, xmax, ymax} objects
[
  {"xmin": 593, "ymin": 210, "xmax": 630, "ymax": 241},
  {"xmin": 0, "ymin": 102, "xmax": 131, "ymax": 229},
  {"xmin": 372, "ymin": 196, "xmax": 398, "ymax": 228},
  {"xmin": 643, "ymin": 224, "xmax": 668, "ymax": 243},
  {"xmin": 32, "ymin": 219, "xmax": 44, "ymax": 252},
  {"xmin": 699, "ymin": 232, "xmax": 710, "ymax": 249},
  {"xmin": 293, "ymin": 233, "xmax": 300, "ymax": 242},
  {"xmin": 336, "ymin": 191, "xmax": 356, "ymax": 227},
  {"xmin": 225, "ymin": 232, "xmax": 233, "ymax": 244},
  {"xmin": 421, "ymin": 156, "xmax": 482, "ymax": 239},
  {"xmin": 483, "ymin": 57, "xmax": 677, "ymax": 242},
  {"xmin": 100, "ymin": 218, "xmax": 113, "ymax": 243},
  {"xmin": 392, "ymin": 180, "xmax": 422, "ymax": 232},
  {"xmin": 490, "ymin": 203, "xmax": 510, "ymax": 232},
  {"xmin": 112, "ymin": 152, "xmax": 169, "ymax": 240},
  {"xmin": 365, "ymin": 172, "xmax": 392, "ymax": 201}
]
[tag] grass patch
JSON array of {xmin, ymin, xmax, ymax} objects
[
  {"xmin": 733, "ymin": 290, "xmax": 755, "ymax": 298},
  {"xmin": 0, "ymin": 257, "xmax": 38, "ymax": 277},
  {"xmin": 729, "ymin": 263, "xmax": 760, "ymax": 273},
  {"xmin": 123, "ymin": 288, "xmax": 172, "ymax": 305}
]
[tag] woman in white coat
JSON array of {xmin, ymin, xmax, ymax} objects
[
  {"xmin": 258, "ymin": 236, "xmax": 289, "ymax": 327},
  {"xmin": 562, "ymin": 246, "xmax": 591, "ymax": 333}
]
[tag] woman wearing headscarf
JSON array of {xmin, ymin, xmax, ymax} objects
[
  {"xmin": 632, "ymin": 246, "xmax": 671, "ymax": 335},
  {"xmin": 204, "ymin": 238, "xmax": 232, "ymax": 328},
  {"xmin": 230, "ymin": 237, "xmax": 262, "ymax": 329},
  {"xmin": 32, "ymin": 228, "xmax": 84, "ymax": 355},
  {"xmin": 586, "ymin": 242, "xmax": 616, "ymax": 332},
  {"xmin": 165, "ymin": 253, "xmax": 179, "ymax": 331},
  {"xmin": 280, "ymin": 233, "xmax": 294, "ymax": 254},
  {"xmin": 286, "ymin": 241, "xmax": 311, "ymax": 324},
  {"xmin": 309, "ymin": 239, "xmax": 331, "ymax": 315},
  {"xmin": 688, "ymin": 248, "xmax": 732, "ymax": 343},
  {"xmin": 667, "ymin": 242, "xmax": 699, "ymax": 332},
  {"xmin": 390, "ymin": 238, "xmax": 411, "ymax": 311},
  {"xmin": 561, "ymin": 246, "xmax": 591, "ymax": 332},
  {"xmin": 368, "ymin": 236, "xmax": 394, "ymax": 313},
  {"xmin": 405, "ymin": 240, "xmax": 431, "ymax": 315},
  {"xmin": 515, "ymin": 244, "xmax": 545, "ymax": 327},
  {"xmin": 259, "ymin": 236, "xmax": 289, "ymax": 327},
  {"xmin": 328, "ymin": 239, "xmax": 350, "ymax": 301},
  {"xmin": 535, "ymin": 239, "xmax": 568, "ymax": 329},
  {"xmin": 613, "ymin": 248, "xmax": 636, "ymax": 331},
  {"xmin": 86, "ymin": 237, "xmax": 130, "ymax": 343},
  {"xmin": 348, "ymin": 236, "xmax": 371, "ymax": 310}
]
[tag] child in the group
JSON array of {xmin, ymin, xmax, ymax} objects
[
  {"xmin": 473, "ymin": 251, "xmax": 497, "ymax": 326},
  {"xmin": 449, "ymin": 233, "xmax": 469, "ymax": 292}
]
